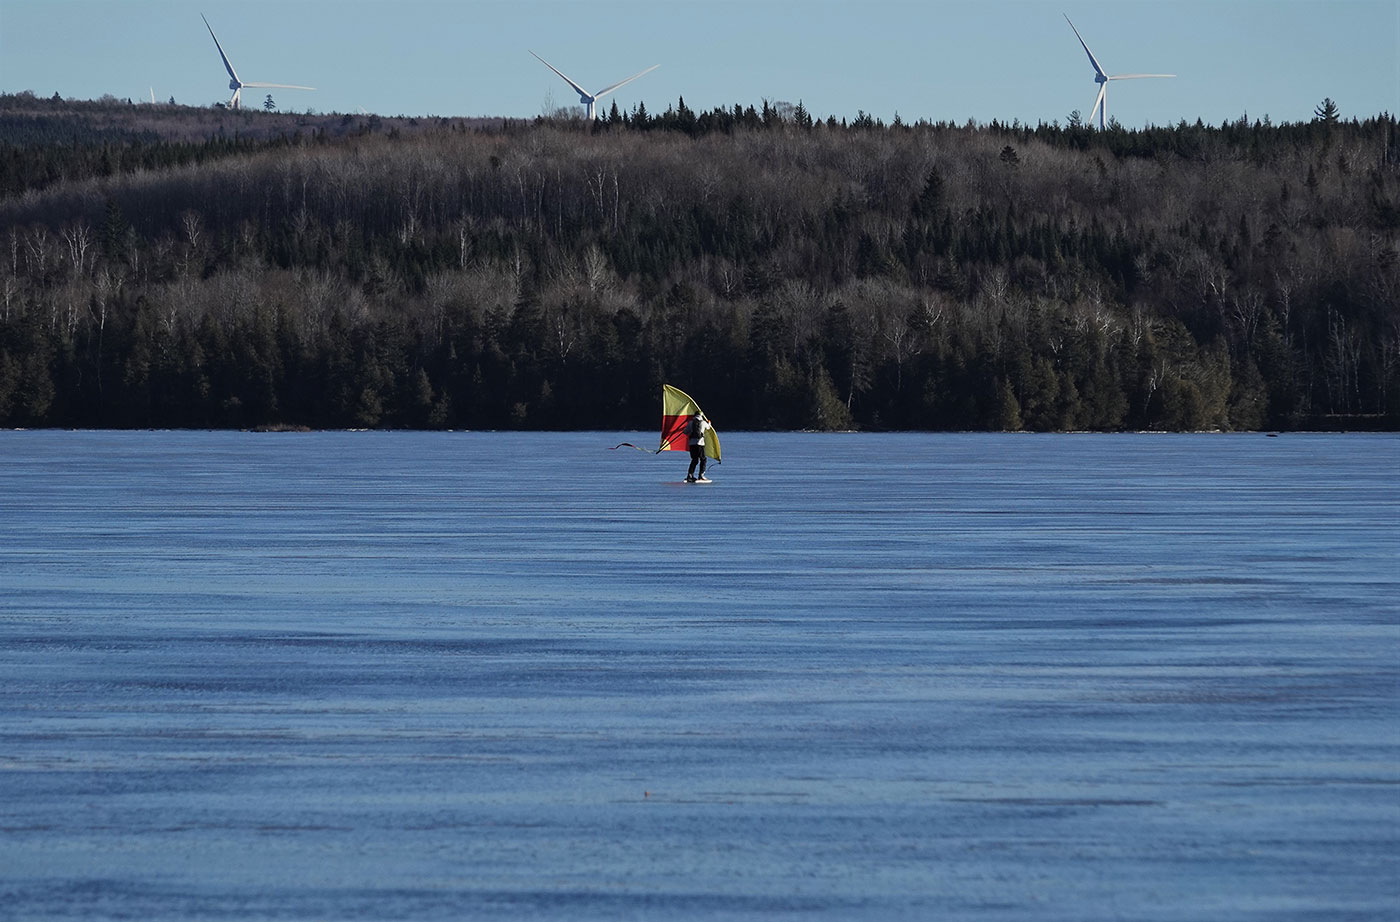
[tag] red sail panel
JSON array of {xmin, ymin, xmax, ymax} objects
[{"xmin": 660, "ymin": 414, "xmax": 692, "ymax": 451}]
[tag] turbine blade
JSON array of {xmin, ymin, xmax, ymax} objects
[
  {"xmin": 593, "ymin": 64, "xmax": 660, "ymax": 100},
  {"xmin": 1108, "ymin": 74, "xmax": 1176, "ymax": 81},
  {"xmin": 1064, "ymin": 14, "xmax": 1107, "ymax": 80},
  {"xmin": 202, "ymin": 14, "xmax": 240, "ymax": 84},
  {"xmin": 1091, "ymin": 83, "xmax": 1107, "ymax": 129},
  {"xmin": 529, "ymin": 51, "xmax": 591, "ymax": 101},
  {"xmin": 241, "ymin": 82, "xmax": 316, "ymax": 90}
]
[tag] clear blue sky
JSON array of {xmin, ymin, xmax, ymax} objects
[{"xmin": 2, "ymin": 0, "xmax": 1396, "ymax": 127}]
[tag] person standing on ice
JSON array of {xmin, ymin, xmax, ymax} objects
[{"xmin": 685, "ymin": 412, "xmax": 711, "ymax": 482}]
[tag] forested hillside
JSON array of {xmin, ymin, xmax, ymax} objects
[{"xmin": 1, "ymin": 92, "xmax": 1396, "ymax": 431}]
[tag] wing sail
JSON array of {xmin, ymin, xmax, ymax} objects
[{"xmin": 660, "ymin": 384, "xmax": 720, "ymax": 461}]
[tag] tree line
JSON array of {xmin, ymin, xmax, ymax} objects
[{"xmin": 0, "ymin": 93, "xmax": 1396, "ymax": 431}]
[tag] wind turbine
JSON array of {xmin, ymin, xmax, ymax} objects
[
  {"xmin": 1064, "ymin": 14, "xmax": 1174, "ymax": 129},
  {"xmin": 529, "ymin": 51, "xmax": 658, "ymax": 120},
  {"xmin": 202, "ymin": 13, "xmax": 314, "ymax": 110}
]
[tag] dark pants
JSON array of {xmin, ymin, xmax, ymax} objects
[{"xmin": 687, "ymin": 447, "xmax": 707, "ymax": 480}]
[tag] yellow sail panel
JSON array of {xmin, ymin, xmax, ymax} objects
[{"xmin": 705, "ymin": 428, "xmax": 721, "ymax": 462}]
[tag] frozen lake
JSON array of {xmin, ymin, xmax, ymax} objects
[{"xmin": 1, "ymin": 430, "xmax": 1397, "ymax": 920}]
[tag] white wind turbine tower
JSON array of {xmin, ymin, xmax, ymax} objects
[
  {"xmin": 529, "ymin": 51, "xmax": 658, "ymax": 120},
  {"xmin": 202, "ymin": 13, "xmax": 315, "ymax": 110},
  {"xmin": 1064, "ymin": 14, "xmax": 1174, "ymax": 129}
]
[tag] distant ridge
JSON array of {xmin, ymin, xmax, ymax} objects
[{"xmin": 1, "ymin": 92, "xmax": 1395, "ymax": 433}]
